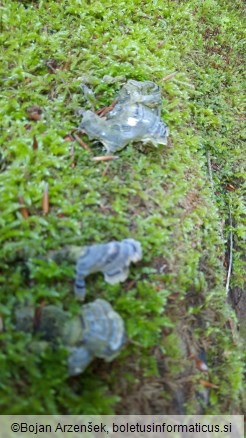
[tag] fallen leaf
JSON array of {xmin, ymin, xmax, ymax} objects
[
  {"xmin": 199, "ymin": 379, "xmax": 218, "ymax": 389},
  {"xmin": 162, "ymin": 72, "xmax": 177, "ymax": 81},
  {"xmin": 18, "ymin": 195, "xmax": 29, "ymax": 219},
  {"xmin": 92, "ymin": 155, "xmax": 119, "ymax": 162},
  {"xmin": 42, "ymin": 183, "xmax": 49, "ymax": 215},
  {"xmin": 225, "ymin": 184, "xmax": 236, "ymax": 191}
]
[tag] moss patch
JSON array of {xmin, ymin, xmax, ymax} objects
[{"xmin": 0, "ymin": 0, "xmax": 245, "ymax": 414}]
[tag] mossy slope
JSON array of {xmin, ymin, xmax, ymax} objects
[{"xmin": 0, "ymin": 0, "xmax": 245, "ymax": 414}]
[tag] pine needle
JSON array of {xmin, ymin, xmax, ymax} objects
[
  {"xmin": 42, "ymin": 183, "xmax": 49, "ymax": 215},
  {"xmin": 102, "ymin": 162, "xmax": 111, "ymax": 176},
  {"xmin": 162, "ymin": 72, "xmax": 177, "ymax": 81},
  {"xmin": 18, "ymin": 195, "xmax": 29, "ymax": 219},
  {"xmin": 207, "ymin": 151, "xmax": 214, "ymax": 191},
  {"xmin": 73, "ymin": 133, "xmax": 91, "ymax": 151},
  {"xmin": 92, "ymin": 155, "xmax": 119, "ymax": 162},
  {"xmin": 225, "ymin": 206, "xmax": 233, "ymax": 298}
]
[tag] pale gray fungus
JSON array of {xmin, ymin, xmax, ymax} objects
[
  {"xmin": 79, "ymin": 79, "xmax": 169, "ymax": 153},
  {"xmin": 68, "ymin": 299, "xmax": 126, "ymax": 376},
  {"xmin": 15, "ymin": 299, "xmax": 126, "ymax": 376},
  {"xmin": 67, "ymin": 346, "xmax": 93, "ymax": 376},
  {"xmin": 74, "ymin": 239, "xmax": 142, "ymax": 300}
]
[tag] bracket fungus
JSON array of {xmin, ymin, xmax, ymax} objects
[
  {"xmin": 79, "ymin": 79, "xmax": 169, "ymax": 153},
  {"xmin": 74, "ymin": 239, "xmax": 142, "ymax": 300},
  {"xmin": 15, "ymin": 299, "xmax": 126, "ymax": 376}
]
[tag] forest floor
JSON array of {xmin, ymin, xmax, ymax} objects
[{"xmin": 0, "ymin": 0, "xmax": 245, "ymax": 414}]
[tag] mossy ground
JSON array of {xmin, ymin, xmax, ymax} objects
[{"xmin": 0, "ymin": 0, "xmax": 245, "ymax": 414}]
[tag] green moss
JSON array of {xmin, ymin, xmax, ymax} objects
[{"xmin": 0, "ymin": 0, "xmax": 245, "ymax": 414}]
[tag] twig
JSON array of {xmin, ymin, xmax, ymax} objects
[
  {"xmin": 102, "ymin": 162, "xmax": 111, "ymax": 176},
  {"xmin": 18, "ymin": 195, "xmax": 29, "ymax": 219},
  {"xmin": 199, "ymin": 380, "xmax": 218, "ymax": 389},
  {"xmin": 92, "ymin": 155, "xmax": 119, "ymax": 162},
  {"xmin": 96, "ymin": 100, "xmax": 117, "ymax": 117},
  {"xmin": 73, "ymin": 133, "xmax": 91, "ymax": 152},
  {"xmin": 225, "ymin": 206, "xmax": 233, "ymax": 298},
  {"xmin": 32, "ymin": 135, "xmax": 38, "ymax": 150},
  {"xmin": 162, "ymin": 72, "xmax": 177, "ymax": 81},
  {"xmin": 70, "ymin": 145, "xmax": 76, "ymax": 168},
  {"xmin": 34, "ymin": 300, "xmax": 46, "ymax": 331},
  {"xmin": 0, "ymin": 315, "xmax": 3, "ymax": 332},
  {"xmin": 63, "ymin": 52, "xmax": 72, "ymax": 71},
  {"xmin": 42, "ymin": 183, "xmax": 49, "ymax": 215},
  {"xmin": 206, "ymin": 151, "xmax": 214, "ymax": 191}
]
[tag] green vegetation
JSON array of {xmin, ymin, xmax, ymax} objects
[{"xmin": 0, "ymin": 0, "xmax": 245, "ymax": 414}]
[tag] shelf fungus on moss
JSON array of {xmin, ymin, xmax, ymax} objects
[
  {"xmin": 74, "ymin": 239, "xmax": 142, "ymax": 300},
  {"xmin": 47, "ymin": 239, "xmax": 142, "ymax": 300},
  {"xmin": 15, "ymin": 299, "xmax": 126, "ymax": 376},
  {"xmin": 68, "ymin": 299, "xmax": 126, "ymax": 376},
  {"xmin": 79, "ymin": 79, "xmax": 169, "ymax": 153}
]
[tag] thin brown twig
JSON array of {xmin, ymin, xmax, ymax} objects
[
  {"xmin": 70, "ymin": 146, "xmax": 76, "ymax": 168},
  {"xmin": 207, "ymin": 151, "xmax": 214, "ymax": 191},
  {"xmin": 42, "ymin": 183, "xmax": 49, "ymax": 215},
  {"xmin": 102, "ymin": 162, "xmax": 111, "ymax": 176},
  {"xmin": 73, "ymin": 133, "xmax": 91, "ymax": 152},
  {"xmin": 199, "ymin": 379, "xmax": 218, "ymax": 389},
  {"xmin": 96, "ymin": 100, "xmax": 117, "ymax": 117},
  {"xmin": 18, "ymin": 195, "xmax": 29, "ymax": 219},
  {"xmin": 225, "ymin": 205, "xmax": 233, "ymax": 298},
  {"xmin": 92, "ymin": 155, "xmax": 119, "ymax": 162},
  {"xmin": 62, "ymin": 59, "xmax": 72, "ymax": 71},
  {"xmin": 32, "ymin": 135, "xmax": 38, "ymax": 150},
  {"xmin": 162, "ymin": 72, "xmax": 177, "ymax": 81},
  {"xmin": 33, "ymin": 300, "xmax": 46, "ymax": 331},
  {"xmin": 0, "ymin": 315, "xmax": 3, "ymax": 332}
]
